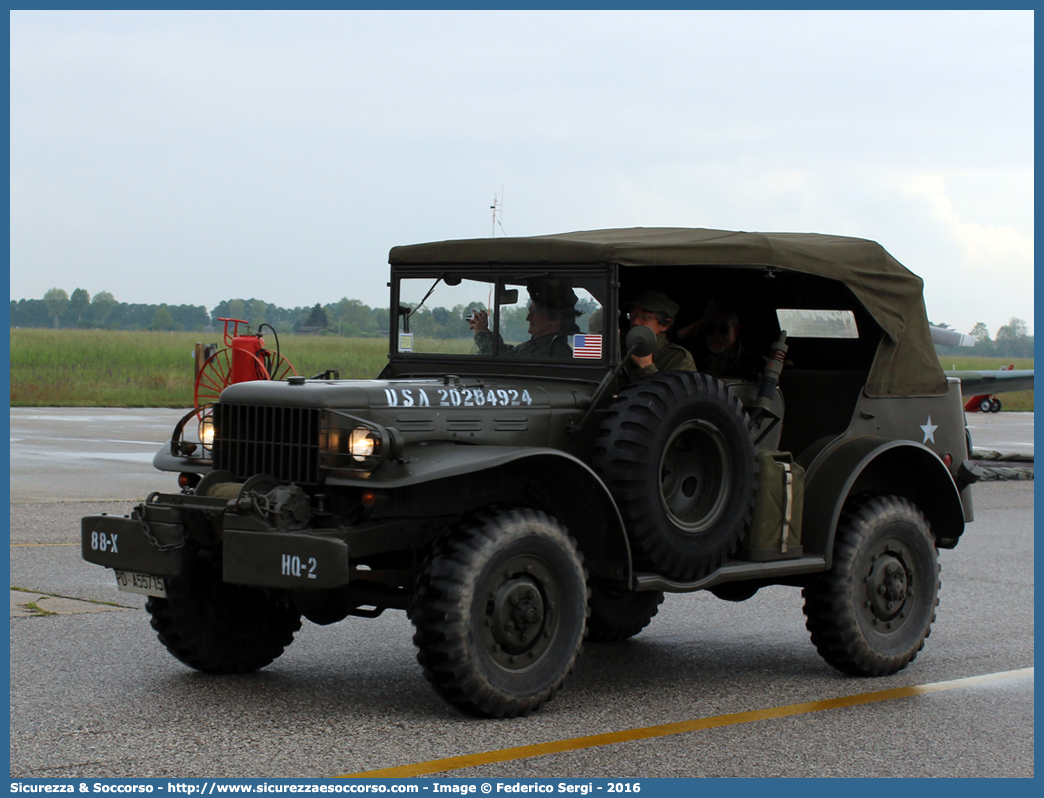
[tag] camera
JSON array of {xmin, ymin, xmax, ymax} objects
[{"xmin": 466, "ymin": 310, "xmax": 483, "ymax": 323}]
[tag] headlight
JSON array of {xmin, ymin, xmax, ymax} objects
[
  {"xmin": 348, "ymin": 427, "xmax": 377, "ymax": 461},
  {"xmin": 199, "ymin": 415, "xmax": 216, "ymax": 451},
  {"xmin": 320, "ymin": 416, "xmax": 404, "ymax": 473}
]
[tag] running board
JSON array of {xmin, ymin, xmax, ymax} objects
[{"xmin": 634, "ymin": 555, "xmax": 827, "ymax": 593}]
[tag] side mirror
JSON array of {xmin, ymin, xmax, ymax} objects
[{"xmin": 625, "ymin": 324, "xmax": 656, "ymax": 358}]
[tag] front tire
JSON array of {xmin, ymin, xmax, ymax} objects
[
  {"xmin": 412, "ymin": 508, "xmax": 588, "ymax": 718},
  {"xmin": 147, "ymin": 543, "xmax": 302, "ymax": 674},
  {"xmin": 802, "ymin": 495, "xmax": 939, "ymax": 676}
]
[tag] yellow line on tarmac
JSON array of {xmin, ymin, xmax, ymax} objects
[{"xmin": 342, "ymin": 667, "xmax": 1033, "ymax": 778}]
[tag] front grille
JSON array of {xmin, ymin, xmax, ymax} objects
[{"xmin": 214, "ymin": 404, "xmax": 321, "ymax": 484}]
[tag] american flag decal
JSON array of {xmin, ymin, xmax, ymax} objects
[{"xmin": 573, "ymin": 334, "xmax": 603, "ymax": 359}]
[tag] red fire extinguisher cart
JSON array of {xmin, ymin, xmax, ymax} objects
[{"xmin": 194, "ymin": 318, "xmax": 296, "ymax": 407}]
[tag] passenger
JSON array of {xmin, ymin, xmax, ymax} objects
[
  {"xmin": 622, "ymin": 289, "xmax": 696, "ymax": 383},
  {"xmin": 468, "ymin": 278, "xmax": 581, "ymax": 359},
  {"xmin": 676, "ymin": 299, "xmax": 759, "ymax": 380}
]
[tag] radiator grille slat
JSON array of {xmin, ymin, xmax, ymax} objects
[{"xmin": 214, "ymin": 404, "xmax": 321, "ymax": 484}]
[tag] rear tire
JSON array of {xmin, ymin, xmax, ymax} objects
[
  {"xmin": 587, "ymin": 585, "xmax": 664, "ymax": 642},
  {"xmin": 802, "ymin": 495, "xmax": 939, "ymax": 676},
  {"xmin": 147, "ymin": 543, "xmax": 301, "ymax": 674},
  {"xmin": 412, "ymin": 508, "xmax": 588, "ymax": 718}
]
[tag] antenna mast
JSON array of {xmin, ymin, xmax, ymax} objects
[{"xmin": 490, "ymin": 187, "xmax": 505, "ymax": 237}]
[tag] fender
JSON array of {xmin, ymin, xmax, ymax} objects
[
  {"xmin": 328, "ymin": 445, "xmax": 633, "ymax": 586},
  {"xmin": 154, "ymin": 443, "xmax": 213, "ymax": 475},
  {"xmin": 802, "ymin": 436, "xmax": 966, "ymax": 566},
  {"xmin": 153, "ymin": 405, "xmax": 217, "ymax": 475}
]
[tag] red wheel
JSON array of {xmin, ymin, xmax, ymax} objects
[
  {"xmin": 256, "ymin": 350, "xmax": 297, "ymax": 382},
  {"xmin": 194, "ymin": 349, "xmax": 298, "ymax": 408},
  {"xmin": 194, "ymin": 349, "xmax": 234, "ymax": 408}
]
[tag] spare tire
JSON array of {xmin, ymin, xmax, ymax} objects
[{"xmin": 590, "ymin": 371, "xmax": 757, "ymax": 582}]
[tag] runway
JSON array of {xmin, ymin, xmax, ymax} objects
[{"xmin": 965, "ymin": 410, "xmax": 1034, "ymax": 457}]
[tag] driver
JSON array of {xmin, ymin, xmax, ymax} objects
[{"xmin": 468, "ymin": 278, "xmax": 582, "ymax": 359}]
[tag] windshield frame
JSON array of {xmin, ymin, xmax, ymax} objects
[{"xmin": 387, "ymin": 264, "xmax": 617, "ymax": 373}]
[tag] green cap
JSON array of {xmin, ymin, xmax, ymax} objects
[{"xmin": 628, "ymin": 289, "xmax": 680, "ymax": 320}]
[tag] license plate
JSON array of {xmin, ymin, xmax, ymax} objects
[{"xmin": 115, "ymin": 570, "xmax": 167, "ymax": 598}]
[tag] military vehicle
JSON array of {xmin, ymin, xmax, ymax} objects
[{"xmin": 82, "ymin": 228, "xmax": 981, "ymax": 718}]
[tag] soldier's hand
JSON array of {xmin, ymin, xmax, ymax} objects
[
  {"xmin": 631, "ymin": 353, "xmax": 654, "ymax": 369},
  {"xmin": 675, "ymin": 320, "xmax": 702, "ymax": 341},
  {"xmin": 468, "ymin": 309, "xmax": 489, "ymax": 333}
]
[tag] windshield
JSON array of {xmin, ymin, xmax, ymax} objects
[{"xmin": 395, "ymin": 272, "xmax": 607, "ymax": 362}]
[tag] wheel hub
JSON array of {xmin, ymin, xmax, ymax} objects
[
  {"xmin": 491, "ymin": 577, "xmax": 546, "ymax": 653},
  {"xmin": 482, "ymin": 555, "xmax": 559, "ymax": 670},
  {"xmin": 659, "ymin": 420, "xmax": 732, "ymax": 533},
  {"xmin": 866, "ymin": 552, "xmax": 909, "ymax": 622}
]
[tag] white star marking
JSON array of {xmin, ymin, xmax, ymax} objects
[{"xmin": 920, "ymin": 416, "xmax": 938, "ymax": 444}]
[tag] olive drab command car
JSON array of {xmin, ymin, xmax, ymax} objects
[{"xmin": 82, "ymin": 227, "xmax": 981, "ymax": 718}]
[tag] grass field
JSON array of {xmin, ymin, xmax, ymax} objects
[
  {"xmin": 9, "ymin": 329, "xmax": 389, "ymax": 407},
  {"xmin": 8, "ymin": 328, "xmax": 1036, "ymax": 410}
]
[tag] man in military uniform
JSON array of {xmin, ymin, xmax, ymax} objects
[
  {"xmin": 622, "ymin": 289, "xmax": 697, "ymax": 383},
  {"xmin": 468, "ymin": 278, "xmax": 581, "ymax": 359},
  {"xmin": 676, "ymin": 299, "xmax": 758, "ymax": 380}
]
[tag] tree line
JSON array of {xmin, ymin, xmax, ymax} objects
[
  {"xmin": 9, "ymin": 288, "xmax": 392, "ymax": 337},
  {"xmin": 11, "ymin": 287, "xmax": 1033, "ymax": 358},
  {"xmin": 932, "ymin": 317, "xmax": 1034, "ymax": 360},
  {"xmin": 9, "ymin": 286, "xmax": 596, "ymax": 342}
]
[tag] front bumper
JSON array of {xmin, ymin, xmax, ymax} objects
[
  {"xmin": 81, "ymin": 493, "xmax": 352, "ymax": 590},
  {"xmin": 221, "ymin": 528, "xmax": 349, "ymax": 589},
  {"xmin": 82, "ymin": 511, "xmax": 186, "ymax": 576}
]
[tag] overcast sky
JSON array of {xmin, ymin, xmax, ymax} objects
[{"xmin": 9, "ymin": 10, "xmax": 1034, "ymax": 336}]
